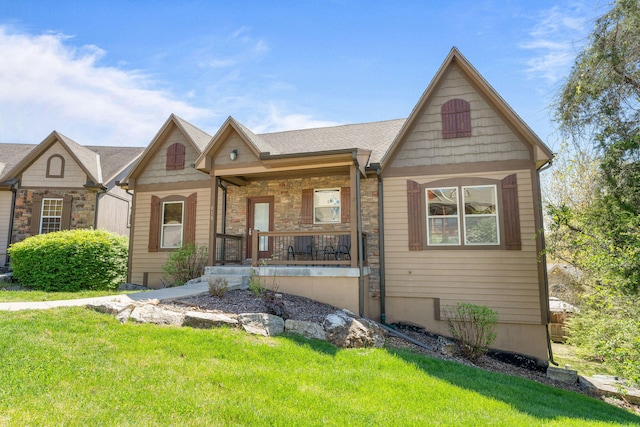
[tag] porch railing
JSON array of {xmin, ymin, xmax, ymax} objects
[
  {"xmin": 251, "ymin": 231, "xmax": 367, "ymax": 267},
  {"xmin": 215, "ymin": 233, "xmax": 243, "ymax": 264}
]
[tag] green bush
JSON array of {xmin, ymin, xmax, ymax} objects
[
  {"xmin": 444, "ymin": 302, "xmax": 498, "ymax": 362},
  {"xmin": 161, "ymin": 243, "xmax": 207, "ymax": 287},
  {"xmin": 8, "ymin": 229, "xmax": 128, "ymax": 292}
]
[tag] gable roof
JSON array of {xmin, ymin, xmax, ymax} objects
[
  {"xmin": 379, "ymin": 47, "xmax": 553, "ymax": 169},
  {"xmin": 125, "ymin": 114, "xmax": 212, "ymax": 181},
  {"xmin": 0, "ymin": 136, "xmax": 144, "ymax": 187}
]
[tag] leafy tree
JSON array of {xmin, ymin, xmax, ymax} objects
[{"xmin": 551, "ymin": 0, "xmax": 640, "ymax": 384}]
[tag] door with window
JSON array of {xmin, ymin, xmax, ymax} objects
[{"xmin": 247, "ymin": 197, "xmax": 274, "ymax": 259}]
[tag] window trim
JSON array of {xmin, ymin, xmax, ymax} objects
[
  {"xmin": 46, "ymin": 154, "xmax": 65, "ymax": 178},
  {"xmin": 160, "ymin": 200, "xmax": 184, "ymax": 249},
  {"xmin": 420, "ymin": 178, "xmax": 507, "ymax": 250},
  {"xmin": 313, "ymin": 188, "xmax": 341, "ymax": 225},
  {"xmin": 40, "ymin": 197, "xmax": 64, "ymax": 234}
]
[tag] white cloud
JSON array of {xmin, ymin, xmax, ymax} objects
[
  {"xmin": 249, "ymin": 105, "xmax": 341, "ymax": 133},
  {"xmin": 0, "ymin": 26, "xmax": 213, "ymax": 147},
  {"xmin": 520, "ymin": 3, "xmax": 602, "ymax": 84}
]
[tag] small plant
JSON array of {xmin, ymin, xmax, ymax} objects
[
  {"xmin": 444, "ymin": 302, "xmax": 498, "ymax": 362},
  {"xmin": 248, "ymin": 268, "xmax": 266, "ymax": 297},
  {"xmin": 248, "ymin": 265, "xmax": 288, "ymax": 319},
  {"xmin": 162, "ymin": 243, "xmax": 208, "ymax": 287},
  {"xmin": 208, "ymin": 277, "xmax": 228, "ymax": 298}
]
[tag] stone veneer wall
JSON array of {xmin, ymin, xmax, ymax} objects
[
  {"xmin": 223, "ymin": 174, "xmax": 381, "ymax": 295},
  {"xmin": 12, "ymin": 189, "xmax": 97, "ymax": 243}
]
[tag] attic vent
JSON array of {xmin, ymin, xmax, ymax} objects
[
  {"xmin": 441, "ymin": 98, "xmax": 471, "ymax": 139},
  {"xmin": 166, "ymin": 143, "xmax": 186, "ymax": 170}
]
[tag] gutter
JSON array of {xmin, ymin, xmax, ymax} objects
[{"xmin": 537, "ymin": 159, "xmax": 557, "ymax": 366}]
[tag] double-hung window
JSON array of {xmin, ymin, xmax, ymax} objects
[
  {"xmin": 313, "ymin": 188, "xmax": 340, "ymax": 224},
  {"xmin": 40, "ymin": 198, "xmax": 64, "ymax": 234},
  {"xmin": 161, "ymin": 201, "xmax": 184, "ymax": 248},
  {"xmin": 426, "ymin": 185, "xmax": 499, "ymax": 247}
]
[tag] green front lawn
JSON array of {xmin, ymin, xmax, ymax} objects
[
  {"xmin": 0, "ymin": 287, "xmax": 142, "ymax": 302},
  {"xmin": 0, "ymin": 308, "xmax": 637, "ymax": 426}
]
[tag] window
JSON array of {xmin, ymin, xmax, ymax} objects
[
  {"xmin": 408, "ymin": 176, "xmax": 520, "ymax": 251},
  {"xmin": 426, "ymin": 185, "xmax": 499, "ymax": 246},
  {"xmin": 166, "ymin": 143, "xmax": 186, "ymax": 170},
  {"xmin": 161, "ymin": 201, "xmax": 184, "ymax": 248},
  {"xmin": 313, "ymin": 189, "xmax": 340, "ymax": 224},
  {"xmin": 148, "ymin": 193, "xmax": 197, "ymax": 252},
  {"xmin": 40, "ymin": 198, "xmax": 64, "ymax": 234},
  {"xmin": 441, "ymin": 98, "xmax": 471, "ymax": 139}
]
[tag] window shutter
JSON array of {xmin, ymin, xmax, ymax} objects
[
  {"xmin": 31, "ymin": 194, "xmax": 43, "ymax": 235},
  {"xmin": 502, "ymin": 174, "xmax": 521, "ymax": 250},
  {"xmin": 301, "ymin": 189, "xmax": 313, "ymax": 224},
  {"xmin": 442, "ymin": 99, "xmax": 471, "ymax": 139},
  {"xmin": 184, "ymin": 192, "xmax": 197, "ymax": 244},
  {"xmin": 407, "ymin": 180, "xmax": 424, "ymax": 251},
  {"xmin": 166, "ymin": 143, "xmax": 185, "ymax": 170},
  {"xmin": 340, "ymin": 186, "xmax": 350, "ymax": 223},
  {"xmin": 61, "ymin": 194, "xmax": 73, "ymax": 230},
  {"xmin": 148, "ymin": 196, "xmax": 160, "ymax": 252}
]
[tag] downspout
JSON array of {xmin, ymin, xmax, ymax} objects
[
  {"xmin": 5, "ymin": 180, "xmax": 18, "ymax": 266},
  {"xmin": 353, "ymin": 153, "xmax": 365, "ymax": 317},
  {"xmin": 537, "ymin": 160, "xmax": 557, "ymax": 366},
  {"xmin": 376, "ymin": 166, "xmax": 387, "ymax": 324}
]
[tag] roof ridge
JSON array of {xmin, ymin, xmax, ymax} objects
[{"xmin": 257, "ymin": 118, "xmax": 406, "ymax": 137}]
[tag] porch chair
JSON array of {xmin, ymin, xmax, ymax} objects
[
  {"xmin": 287, "ymin": 235, "xmax": 314, "ymax": 260},
  {"xmin": 323, "ymin": 234, "xmax": 351, "ymax": 260}
]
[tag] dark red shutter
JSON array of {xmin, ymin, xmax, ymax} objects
[
  {"xmin": 442, "ymin": 99, "xmax": 471, "ymax": 139},
  {"xmin": 166, "ymin": 143, "xmax": 185, "ymax": 170},
  {"xmin": 407, "ymin": 180, "xmax": 424, "ymax": 251},
  {"xmin": 502, "ymin": 174, "xmax": 521, "ymax": 250},
  {"xmin": 341, "ymin": 186, "xmax": 350, "ymax": 223},
  {"xmin": 148, "ymin": 196, "xmax": 160, "ymax": 252},
  {"xmin": 301, "ymin": 189, "xmax": 313, "ymax": 224},
  {"xmin": 61, "ymin": 194, "xmax": 73, "ymax": 230},
  {"xmin": 184, "ymin": 193, "xmax": 197, "ymax": 244},
  {"xmin": 31, "ymin": 194, "xmax": 43, "ymax": 235}
]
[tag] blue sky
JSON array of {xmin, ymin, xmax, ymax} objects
[{"xmin": 0, "ymin": 1, "xmax": 608, "ymax": 150}]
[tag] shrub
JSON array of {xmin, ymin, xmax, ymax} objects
[
  {"xmin": 248, "ymin": 268, "xmax": 266, "ymax": 297},
  {"xmin": 161, "ymin": 243, "xmax": 207, "ymax": 287},
  {"xmin": 8, "ymin": 229, "xmax": 128, "ymax": 292},
  {"xmin": 208, "ymin": 277, "xmax": 228, "ymax": 298},
  {"xmin": 444, "ymin": 302, "xmax": 498, "ymax": 362}
]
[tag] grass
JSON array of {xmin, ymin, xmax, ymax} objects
[
  {"xmin": 0, "ymin": 287, "xmax": 142, "ymax": 302},
  {"xmin": 552, "ymin": 342, "xmax": 617, "ymax": 378},
  {"xmin": 0, "ymin": 308, "xmax": 638, "ymax": 426}
]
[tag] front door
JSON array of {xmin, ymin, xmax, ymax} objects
[{"xmin": 247, "ymin": 196, "xmax": 274, "ymax": 259}]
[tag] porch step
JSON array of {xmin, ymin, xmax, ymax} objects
[{"xmin": 202, "ymin": 266, "xmax": 253, "ymax": 291}]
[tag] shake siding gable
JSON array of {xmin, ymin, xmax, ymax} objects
[{"xmin": 22, "ymin": 142, "xmax": 87, "ymax": 188}]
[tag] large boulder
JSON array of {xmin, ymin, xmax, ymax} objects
[
  {"xmin": 284, "ymin": 319, "xmax": 326, "ymax": 340},
  {"xmin": 129, "ymin": 304, "xmax": 184, "ymax": 326},
  {"xmin": 238, "ymin": 313, "xmax": 285, "ymax": 337},
  {"xmin": 183, "ymin": 311, "xmax": 238, "ymax": 328},
  {"xmin": 323, "ymin": 310, "xmax": 385, "ymax": 348}
]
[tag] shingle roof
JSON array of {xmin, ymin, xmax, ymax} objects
[
  {"xmin": 173, "ymin": 115, "xmax": 212, "ymax": 152},
  {"xmin": 257, "ymin": 119, "xmax": 406, "ymax": 164},
  {"xmin": 85, "ymin": 146, "xmax": 145, "ymax": 182},
  {"xmin": 0, "ymin": 143, "xmax": 37, "ymax": 182}
]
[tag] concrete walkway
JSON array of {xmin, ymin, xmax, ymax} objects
[{"xmin": 0, "ymin": 280, "xmax": 209, "ymax": 311}]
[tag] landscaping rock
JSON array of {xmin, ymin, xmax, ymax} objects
[
  {"xmin": 86, "ymin": 300, "xmax": 134, "ymax": 315},
  {"xmin": 183, "ymin": 311, "xmax": 238, "ymax": 328},
  {"xmin": 547, "ymin": 366, "xmax": 579, "ymax": 384},
  {"xmin": 238, "ymin": 313, "xmax": 285, "ymax": 337},
  {"xmin": 118, "ymin": 283, "xmax": 149, "ymax": 291},
  {"xmin": 284, "ymin": 319, "xmax": 326, "ymax": 340},
  {"xmin": 323, "ymin": 310, "xmax": 385, "ymax": 348},
  {"xmin": 129, "ymin": 304, "xmax": 184, "ymax": 326}
]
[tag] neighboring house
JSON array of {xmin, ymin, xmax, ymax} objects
[
  {"xmin": 0, "ymin": 132, "xmax": 144, "ymax": 266},
  {"xmin": 121, "ymin": 48, "xmax": 553, "ymax": 363}
]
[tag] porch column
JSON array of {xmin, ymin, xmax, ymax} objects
[
  {"xmin": 209, "ymin": 172, "xmax": 218, "ymax": 266},
  {"xmin": 349, "ymin": 164, "xmax": 358, "ymax": 269}
]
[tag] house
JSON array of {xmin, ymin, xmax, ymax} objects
[
  {"xmin": 0, "ymin": 132, "xmax": 144, "ymax": 266},
  {"xmin": 121, "ymin": 48, "xmax": 553, "ymax": 363}
]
